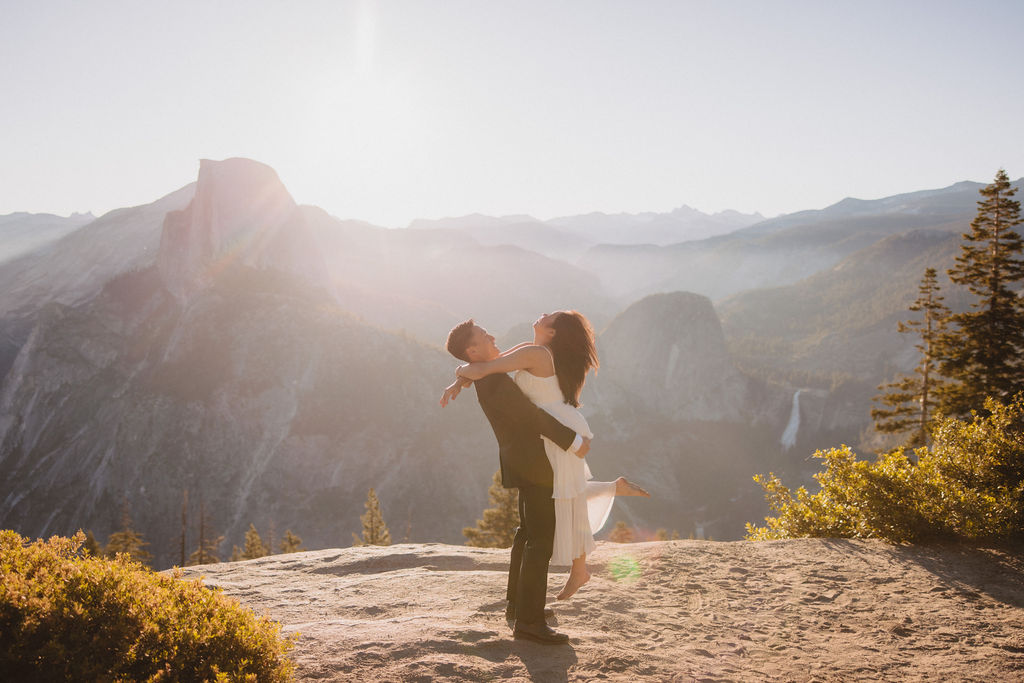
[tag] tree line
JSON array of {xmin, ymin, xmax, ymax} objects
[
  {"xmin": 82, "ymin": 490, "xmax": 305, "ymax": 568},
  {"xmin": 86, "ymin": 466, "xmax": 679, "ymax": 567},
  {"xmin": 78, "ymin": 484, "xmax": 405, "ymax": 569}
]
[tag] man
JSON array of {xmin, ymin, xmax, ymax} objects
[{"xmin": 442, "ymin": 319, "xmax": 589, "ymax": 645}]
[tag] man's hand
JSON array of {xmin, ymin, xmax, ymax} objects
[
  {"xmin": 440, "ymin": 377, "xmax": 473, "ymax": 407},
  {"xmin": 440, "ymin": 382, "xmax": 461, "ymax": 407},
  {"xmin": 576, "ymin": 436, "xmax": 591, "ymax": 459}
]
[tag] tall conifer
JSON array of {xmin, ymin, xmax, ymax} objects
[
  {"xmin": 188, "ymin": 498, "xmax": 222, "ymax": 564},
  {"xmin": 939, "ymin": 169, "xmax": 1024, "ymax": 415},
  {"xmin": 82, "ymin": 530, "xmax": 103, "ymax": 557},
  {"xmin": 105, "ymin": 499, "xmax": 152, "ymax": 566},
  {"xmin": 872, "ymin": 268, "xmax": 951, "ymax": 446},
  {"xmin": 242, "ymin": 523, "xmax": 270, "ymax": 559},
  {"xmin": 179, "ymin": 489, "xmax": 188, "ymax": 568},
  {"xmin": 352, "ymin": 488, "xmax": 391, "ymax": 546},
  {"xmin": 463, "ymin": 470, "xmax": 519, "ymax": 548},
  {"xmin": 279, "ymin": 530, "xmax": 303, "ymax": 553},
  {"xmin": 189, "ymin": 534, "xmax": 223, "ymax": 565}
]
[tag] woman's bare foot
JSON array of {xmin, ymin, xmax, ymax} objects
[
  {"xmin": 616, "ymin": 477, "xmax": 651, "ymax": 497},
  {"xmin": 557, "ymin": 569, "xmax": 590, "ymax": 600}
]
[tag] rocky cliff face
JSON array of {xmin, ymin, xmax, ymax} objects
[
  {"xmin": 157, "ymin": 158, "xmax": 331, "ymax": 301},
  {"xmin": 593, "ymin": 291, "xmax": 778, "ymax": 423}
]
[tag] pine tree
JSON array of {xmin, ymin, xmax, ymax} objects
[
  {"xmin": 463, "ymin": 470, "xmax": 520, "ymax": 548},
  {"xmin": 105, "ymin": 499, "xmax": 152, "ymax": 566},
  {"xmin": 179, "ymin": 489, "xmax": 188, "ymax": 568},
  {"xmin": 871, "ymin": 268, "xmax": 951, "ymax": 447},
  {"xmin": 279, "ymin": 530, "xmax": 303, "ymax": 553},
  {"xmin": 189, "ymin": 535, "xmax": 223, "ymax": 565},
  {"xmin": 242, "ymin": 523, "xmax": 270, "ymax": 559},
  {"xmin": 82, "ymin": 530, "xmax": 103, "ymax": 557},
  {"xmin": 608, "ymin": 521, "xmax": 634, "ymax": 543},
  {"xmin": 352, "ymin": 488, "xmax": 391, "ymax": 546},
  {"xmin": 188, "ymin": 498, "xmax": 222, "ymax": 565},
  {"xmin": 939, "ymin": 169, "xmax": 1024, "ymax": 415}
]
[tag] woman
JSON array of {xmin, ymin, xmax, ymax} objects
[{"xmin": 446, "ymin": 310, "xmax": 649, "ymax": 600}]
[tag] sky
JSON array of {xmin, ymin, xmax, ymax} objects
[{"xmin": 2, "ymin": 0, "xmax": 1022, "ymax": 227}]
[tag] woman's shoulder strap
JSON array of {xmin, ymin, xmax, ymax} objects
[{"xmin": 540, "ymin": 344, "xmax": 556, "ymax": 373}]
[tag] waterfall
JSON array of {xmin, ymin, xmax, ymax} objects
[{"xmin": 780, "ymin": 389, "xmax": 802, "ymax": 450}]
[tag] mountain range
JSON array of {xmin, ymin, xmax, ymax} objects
[
  {"xmin": 0, "ymin": 211, "xmax": 94, "ymax": 264},
  {"xmin": 0, "ymin": 158, "xmax": 1018, "ymax": 566}
]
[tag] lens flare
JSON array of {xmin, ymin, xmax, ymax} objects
[{"xmin": 608, "ymin": 554, "xmax": 642, "ymax": 582}]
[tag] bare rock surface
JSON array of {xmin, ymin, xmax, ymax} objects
[
  {"xmin": 178, "ymin": 538, "xmax": 1024, "ymax": 682},
  {"xmin": 595, "ymin": 291, "xmax": 778, "ymax": 423},
  {"xmin": 157, "ymin": 158, "xmax": 330, "ymax": 301}
]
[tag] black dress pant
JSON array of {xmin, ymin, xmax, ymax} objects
[
  {"xmin": 506, "ymin": 521, "xmax": 524, "ymax": 604},
  {"xmin": 506, "ymin": 484, "xmax": 555, "ymax": 625}
]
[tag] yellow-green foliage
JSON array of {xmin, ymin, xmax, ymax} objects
[
  {"xmin": 747, "ymin": 396, "xmax": 1024, "ymax": 543},
  {"xmin": 0, "ymin": 530, "xmax": 294, "ymax": 681}
]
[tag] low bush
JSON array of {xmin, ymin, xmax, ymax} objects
[
  {"xmin": 747, "ymin": 396, "xmax": 1024, "ymax": 542},
  {"xmin": 0, "ymin": 530, "xmax": 294, "ymax": 681}
]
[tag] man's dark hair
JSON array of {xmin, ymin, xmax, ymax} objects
[{"xmin": 446, "ymin": 318, "xmax": 476, "ymax": 362}]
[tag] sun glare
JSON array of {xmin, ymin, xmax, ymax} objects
[
  {"xmin": 287, "ymin": 0, "xmax": 426, "ymax": 224},
  {"xmin": 353, "ymin": 0, "xmax": 376, "ymax": 78}
]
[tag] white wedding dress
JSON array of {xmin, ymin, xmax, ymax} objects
[{"xmin": 513, "ymin": 363, "xmax": 617, "ymax": 566}]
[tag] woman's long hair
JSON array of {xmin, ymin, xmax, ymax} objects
[{"xmin": 549, "ymin": 311, "xmax": 599, "ymax": 407}]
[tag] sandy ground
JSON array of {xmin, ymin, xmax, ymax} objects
[{"xmin": 177, "ymin": 539, "xmax": 1024, "ymax": 682}]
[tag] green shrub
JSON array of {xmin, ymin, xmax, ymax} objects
[
  {"xmin": 0, "ymin": 530, "xmax": 294, "ymax": 681},
  {"xmin": 747, "ymin": 396, "xmax": 1024, "ymax": 542}
]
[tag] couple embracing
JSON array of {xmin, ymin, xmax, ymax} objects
[{"xmin": 441, "ymin": 311, "xmax": 648, "ymax": 644}]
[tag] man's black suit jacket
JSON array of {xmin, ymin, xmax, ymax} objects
[{"xmin": 474, "ymin": 373, "xmax": 577, "ymax": 489}]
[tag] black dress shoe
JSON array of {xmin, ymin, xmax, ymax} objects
[{"xmin": 513, "ymin": 620, "xmax": 569, "ymax": 645}]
